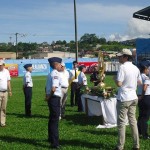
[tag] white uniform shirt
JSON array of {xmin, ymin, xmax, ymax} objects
[
  {"xmin": 117, "ymin": 62, "xmax": 142, "ymax": 102},
  {"xmin": 46, "ymin": 69, "xmax": 62, "ymax": 97},
  {"xmin": 0, "ymin": 68, "xmax": 11, "ymax": 91},
  {"xmin": 78, "ymin": 72, "xmax": 87, "ymax": 86},
  {"xmin": 23, "ymin": 71, "xmax": 33, "ymax": 87},
  {"xmin": 60, "ymin": 70, "xmax": 69, "ymax": 88},
  {"xmin": 137, "ymin": 73, "xmax": 149, "ymax": 95},
  {"xmin": 144, "ymin": 79, "xmax": 150, "ymax": 95}
]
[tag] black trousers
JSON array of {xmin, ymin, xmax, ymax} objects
[
  {"xmin": 70, "ymin": 82, "xmax": 79, "ymax": 106},
  {"xmin": 140, "ymin": 95, "xmax": 150, "ymax": 137},
  {"xmin": 24, "ymin": 87, "xmax": 32, "ymax": 116},
  {"xmin": 137, "ymin": 98, "xmax": 144, "ymax": 135},
  {"xmin": 77, "ymin": 87, "xmax": 83, "ymax": 112},
  {"xmin": 48, "ymin": 96, "xmax": 60, "ymax": 147}
]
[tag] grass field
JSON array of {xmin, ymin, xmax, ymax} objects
[{"xmin": 0, "ymin": 75, "xmax": 149, "ymax": 150}]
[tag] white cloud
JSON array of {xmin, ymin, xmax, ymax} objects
[
  {"xmin": 127, "ymin": 18, "xmax": 150, "ymax": 36},
  {"xmin": 109, "ymin": 18, "xmax": 150, "ymax": 41}
]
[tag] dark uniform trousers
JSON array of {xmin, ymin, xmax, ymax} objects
[
  {"xmin": 77, "ymin": 87, "xmax": 83, "ymax": 112},
  {"xmin": 24, "ymin": 87, "xmax": 32, "ymax": 116},
  {"xmin": 70, "ymin": 82, "xmax": 79, "ymax": 106},
  {"xmin": 137, "ymin": 96, "xmax": 144, "ymax": 135},
  {"xmin": 139, "ymin": 95, "xmax": 150, "ymax": 137},
  {"xmin": 48, "ymin": 96, "xmax": 61, "ymax": 147}
]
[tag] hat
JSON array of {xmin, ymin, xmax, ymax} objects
[
  {"xmin": 61, "ymin": 62, "xmax": 65, "ymax": 67},
  {"xmin": 24, "ymin": 64, "xmax": 32, "ymax": 69},
  {"xmin": 0, "ymin": 60, "xmax": 5, "ymax": 65},
  {"xmin": 48, "ymin": 57, "xmax": 62, "ymax": 64},
  {"xmin": 117, "ymin": 49, "xmax": 132, "ymax": 57},
  {"xmin": 73, "ymin": 60, "xmax": 78, "ymax": 65}
]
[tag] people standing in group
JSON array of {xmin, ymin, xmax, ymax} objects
[
  {"xmin": 137, "ymin": 65, "xmax": 149, "ymax": 138},
  {"xmin": 90, "ymin": 64, "xmax": 100, "ymax": 86},
  {"xmin": 45, "ymin": 57, "xmax": 62, "ymax": 149},
  {"xmin": 69, "ymin": 61, "xmax": 80, "ymax": 107},
  {"xmin": 77, "ymin": 65, "xmax": 88, "ymax": 112},
  {"xmin": 0, "ymin": 60, "xmax": 12, "ymax": 127},
  {"xmin": 59, "ymin": 62, "xmax": 70, "ymax": 119},
  {"xmin": 114, "ymin": 49, "xmax": 142, "ymax": 150},
  {"xmin": 138, "ymin": 65, "xmax": 150, "ymax": 139},
  {"xmin": 23, "ymin": 64, "xmax": 33, "ymax": 117}
]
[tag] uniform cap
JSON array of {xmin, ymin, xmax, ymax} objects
[
  {"xmin": 24, "ymin": 64, "xmax": 32, "ymax": 69},
  {"xmin": 117, "ymin": 48, "xmax": 132, "ymax": 56},
  {"xmin": 0, "ymin": 60, "xmax": 5, "ymax": 65},
  {"xmin": 48, "ymin": 57, "xmax": 62, "ymax": 64}
]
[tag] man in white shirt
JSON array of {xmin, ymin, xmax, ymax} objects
[
  {"xmin": 59, "ymin": 62, "xmax": 69, "ymax": 118},
  {"xmin": 69, "ymin": 61, "xmax": 80, "ymax": 107},
  {"xmin": 0, "ymin": 60, "xmax": 12, "ymax": 127},
  {"xmin": 114, "ymin": 49, "xmax": 142, "ymax": 150}
]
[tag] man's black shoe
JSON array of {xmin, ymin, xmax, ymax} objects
[
  {"xmin": 143, "ymin": 136, "xmax": 150, "ymax": 140},
  {"xmin": 50, "ymin": 145, "xmax": 61, "ymax": 149}
]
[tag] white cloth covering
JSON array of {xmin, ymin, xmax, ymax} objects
[{"xmin": 81, "ymin": 94, "xmax": 125, "ymax": 128}]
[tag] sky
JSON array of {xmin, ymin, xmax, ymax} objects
[{"xmin": 0, "ymin": 0, "xmax": 150, "ymax": 44}]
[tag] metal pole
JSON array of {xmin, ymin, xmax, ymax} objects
[
  {"xmin": 74, "ymin": 0, "xmax": 78, "ymax": 62},
  {"xmin": 15, "ymin": 33, "xmax": 18, "ymax": 58}
]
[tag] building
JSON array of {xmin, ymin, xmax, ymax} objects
[
  {"xmin": 0, "ymin": 52, "xmax": 16, "ymax": 59},
  {"xmin": 31, "ymin": 51, "xmax": 75, "ymax": 59}
]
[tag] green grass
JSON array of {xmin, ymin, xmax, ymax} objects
[{"xmin": 0, "ymin": 75, "xmax": 149, "ymax": 150}]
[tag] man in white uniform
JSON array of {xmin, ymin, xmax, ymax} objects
[
  {"xmin": 114, "ymin": 49, "xmax": 142, "ymax": 150},
  {"xmin": 23, "ymin": 64, "xmax": 33, "ymax": 117},
  {"xmin": 0, "ymin": 60, "xmax": 12, "ymax": 127},
  {"xmin": 77, "ymin": 65, "xmax": 88, "ymax": 112},
  {"xmin": 45, "ymin": 57, "xmax": 62, "ymax": 149},
  {"xmin": 59, "ymin": 62, "xmax": 69, "ymax": 119}
]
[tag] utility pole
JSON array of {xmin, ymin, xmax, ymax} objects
[
  {"xmin": 74, "ymin": 0, "xmax": 78, "ymax": 62},
  {"xmin": 9, "ymin": 36, "xmax": 12, "ymax": 43},
  {"xmin": 15, "ymin": 33, "xmax": 19, "ymax": 58}
]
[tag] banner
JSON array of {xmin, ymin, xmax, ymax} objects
[
  {"xmin": 78, "ymin": 62, "xmax": 98, "ymax": 73},
  {"xmin": 19, "ymin": 63, "xmax": 50, "ymax": 76},
  {"xmin": 5, "ymin": 64, "xmax": 18, "ymax": 77}
]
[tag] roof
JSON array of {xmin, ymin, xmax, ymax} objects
[{"xmin": 133, "ymin": 6, "xmax": 150, "ymax": 21}]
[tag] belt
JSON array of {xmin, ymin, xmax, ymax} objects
[
  {"xmin": 52, "ymin": 95, "xmax": 61, "ymax": 98},
  {"xmin": 61, "ymin": 87, "xmax": 68, "ymax": 89},
  {"xmin": 0, "ymin": 91, "xmax": 7, "ymax": 92}
]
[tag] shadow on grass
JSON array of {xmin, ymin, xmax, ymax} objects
[
  {"xmin": 7, "ymin": 113, "xmax": 48, "ymax": 119},
  {"xmin": 81, "ymin": 128, "xmax": 131, "ymax": 137},
  {"xmin": 81, "ymin": 128, "xmax": 117, "ymax": 136},
  {"xmin": 64, "ymin": 113, "xmax": 103, "ymax": 126},
  {"xmin": 61, "ymin": 139, "xmax": 114, "ymax": 149},
  {"xmin": 0, "ymin": 135, "xmax": 49, "ymax": 149}
]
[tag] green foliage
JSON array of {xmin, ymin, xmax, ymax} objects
[
  {"xmin": 0, "ymin": 75, "xmax": 149, "ymax": 149},
  {"xmin": 100, "ymin": 44, "xmax": 133, "ymax": 52}
]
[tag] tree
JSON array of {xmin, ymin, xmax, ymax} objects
[
  {"xmin": 80, "ymin": 33, "xmax": 99, "ymax": 44},
  {"xmin": 99, "ymin": 38, "xmax": 106, "ymax": 44}
]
